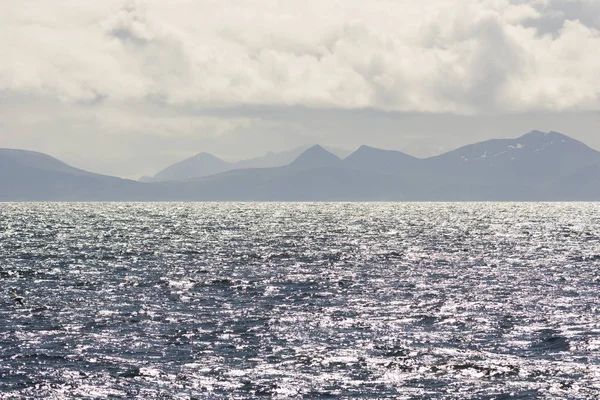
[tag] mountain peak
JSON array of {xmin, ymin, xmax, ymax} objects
[
  {"xmin": 0, "ymin": 148, "xmax": 96, "ymax": 177},
  {"xmin": 343, "ymin": 144, "xmax": 417, "ymax": 172},
  {"xmin": 518, "ymin": 130, "xmax": 584, "ymax": 148},
  {"xmin": 288, "ymin": 145, "xmax": 340, "ymax": 169},
  {"xmin": 521, "ymin": 130, "xmax": 570, "ymax": 141},
  {"xmin": 153, "ymin": 151, "xmax": 231, "ymax": 181},
  {"xmin": 355, "ymin": 145, "xmax": 379, "ymax": 152},
  {"xmin": 3, "ymin": 130, "xmax": 600, "ymax": 200},
  {"xmin": 352, "ymin": 144, "xmax": 413, "ymax": 155},
  {"xmin": 194, "ymin": 152, "xmax": 219, "ymax": 159}
]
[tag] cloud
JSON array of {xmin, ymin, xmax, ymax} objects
[
  {"xmin": 1, "ymin": 0, "xmax": 600, "ymax": 114},
  {"xmin": 0, "ymin": 92, "xmax": 267, "ymax": 177},
  {"xmin": 525, "ymin": 0, "xmax": 600, "ymax": 33}
]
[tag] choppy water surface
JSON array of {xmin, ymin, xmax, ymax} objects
[{"xmin": 1, "ymin": 203, "xmax": 600, "ymax": 399}]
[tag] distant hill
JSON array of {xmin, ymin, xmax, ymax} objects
[
  {"xmin": 342, "ymin": 145, "xmax": 418, "ymax": 174},
  {"xmin": 233, "ymin": 147, "xmax": 308, "ymax": 170},
  {"xmin": 2, "ymin": 131, "xmax": 600, "ymax": 201},
  {"xmin": 153, "ymin": 152, "xmax": 232, "ymax": 182},
  {"xmin": 0, "ymin": 149, "xmax": 153, "ymax": 201},
  {"xmin": 416, "ymin": 130, "xmax": 600, "ymax": 200},
  {"xmin": 287, "ymin": 145, "xmax": 341, "ymax": 169},
  {"xmin": 0, "ymin": 148, "xmax": 97, "ymax": 177},
  {"xmin": 144, "ymin": 145, "xmax": 351, "ymax": 182},
  {"xmin": 425, "ymin": 130, "xmax": 600, "ymax": 177},
  {"xmin": 167, "ymin": 130, "xmax": 600, "ymax": 201}
]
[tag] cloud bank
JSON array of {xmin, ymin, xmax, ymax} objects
[{"xmin": 2, "ymin": 0, "xmax": 600, "ymax": 114}]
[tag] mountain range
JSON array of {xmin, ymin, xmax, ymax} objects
[
  {"xmin": 1, "ymin": 130, "xmax": 599, "ymax": 201},
  {"xmin": 140, "ymin": 145, "xmax": 352, "ymax": 182}
]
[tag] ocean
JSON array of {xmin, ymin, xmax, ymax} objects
[{"xmin": 1, "ymin": 202, "xmax": 599, "ymax": 399}]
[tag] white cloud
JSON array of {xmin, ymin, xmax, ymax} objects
[
  {"xmin": 2, "ymin": 0, "xmax": 600, "ymax": 114},
  {"xmin": 0, "ymin": 93, "xmax": 268, "ymax": 177}
]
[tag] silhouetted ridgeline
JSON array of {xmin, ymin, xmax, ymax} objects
[
  {"xmin": 1, "ymin": 131, "xmax": 599, "ymax": 201},
  {"xmin": 144, "ymin": 145, "xmax": 352, "ymax": 182}
]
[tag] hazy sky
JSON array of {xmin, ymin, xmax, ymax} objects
[{"xmin": 2, "ymin": 0, "xmax": 600, "ymax": 178}]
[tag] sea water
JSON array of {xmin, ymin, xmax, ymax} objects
[{"xmin": 1, "ymin": 202, "xmax": 600, "ymax": 399}]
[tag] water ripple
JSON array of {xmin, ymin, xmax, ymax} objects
[{"xmin": 1, "ymin": 202, "xmax": 599, "ymax": 398}]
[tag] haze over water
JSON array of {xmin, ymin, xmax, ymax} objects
[{"xmin": 1, "ymin": 202, "xmax": 600, "ymax": 399}]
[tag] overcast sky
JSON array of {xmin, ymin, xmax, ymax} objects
[{"xmin": 2, "ymin": 0, "xmax": 600, "ymax": 178}]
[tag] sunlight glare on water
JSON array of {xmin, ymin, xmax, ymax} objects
[{"xmin": 1, "ymin": 202, "xmax": 600, "ymax": 399}]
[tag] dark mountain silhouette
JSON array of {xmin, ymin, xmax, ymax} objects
[
  {"xmin": 415, "ymin": 130, "xmax": 600, "ymax": 200},
  {"xmin": 153, "ymin": 152, "xmax": 232, "ymax": 182},
  {"xmin": 287, "ymin": 145, "xmax": 341, "ymax": 169},
  {"xmin": 342, "ymin": 145, "xmax": 418, "ymax": 174},
  {"xmin": 425, "ymin": 130, "xmax": 600, "ymax": 176},
  {"xmin": 138, "ymin": 175, "xmax": 155, "ymax": 183},
  {"xmin": 0, "ymin": 148, "xmax": 97, "ymax": 177},
  {"xmin": 2, "ymin": 130, "xmax": 600, "ymax": 201},
  {"xmin": 145, "ymin": 145, "xmax": 351, "ymax": 182},
  {"xmin": 233, "ymin": 146, "xmax": 309, "ymax": 170},
  {"xmin": 0, "ymin": 149, "xmax": 153, "ymax": 201}
]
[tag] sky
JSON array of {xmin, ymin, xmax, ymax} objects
[{"xmin": 2, "ymin": 0, "xmax": 600, "ymax": 178}]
